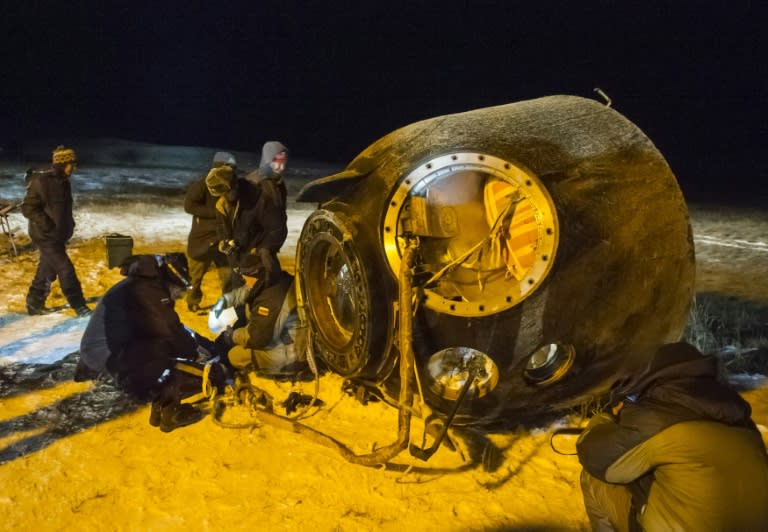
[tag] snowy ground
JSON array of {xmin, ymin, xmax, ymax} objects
[
  {"xmin": 0, "ymin": 160, "xmax": 319, "ymax": 365},
  {"xmin": 0, "ymin": 150, "xmax": 767, "ymax": 531}
]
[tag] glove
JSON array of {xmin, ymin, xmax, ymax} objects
[
  {"xmin": 195, "ymin": 344, "xmax": 212, "ymax": 363},
  {"xmin": 213, "ymin": 326, "xmax": 235, "ymax": 357},
  {"xmin": 213, "ymin": 289, "xmax": 239, "ymax": 316},
  {"xmin": 212, "ymin": 296, "xmax": 227, "ymax": 318},
  {"xmin": 219, "ymin": 239, "xmax": 237, "ymax": 255}
]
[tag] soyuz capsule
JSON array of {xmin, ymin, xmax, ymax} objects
[{"xmin": 295, "ymin": 95, "xmax": 695, "ymax": 425}]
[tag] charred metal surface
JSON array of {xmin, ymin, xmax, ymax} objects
[{"xmin": 296, "ymin": 95, "xmax": 695, "ymax": 425}]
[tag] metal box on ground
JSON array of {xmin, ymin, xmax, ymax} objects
[{"xmin": 105, "ymin": 234, "xmax": 134, "ymax": 268}]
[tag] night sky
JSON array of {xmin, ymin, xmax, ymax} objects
[{"xmin": 2, "ymin": 1, "xmax": 766, "ymax": 204}]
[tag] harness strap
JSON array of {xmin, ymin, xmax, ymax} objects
[{"xmin": 177, "ymin": 361, "xmax": 215, "ymax": 405}]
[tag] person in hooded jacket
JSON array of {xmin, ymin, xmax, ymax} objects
[
  {"xmin": 210, "ymin": 141, "xmax": 288, "ymax": 286},
  {"xmin": 78, "ymin": 254, "xmax": 225, "ymax": 432},
  {"xmin": 21, "ymin": 145, "xmax": 91, "ymax": 317},
  {"xmin": 183, "ymin": 151, "xmax": 242, "ymax": 312},
  {"xmin": 576, "ymin": 342, "xmax": 768, "ymax": 531}
]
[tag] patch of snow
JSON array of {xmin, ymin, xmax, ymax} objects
[{"xmin": 0, "ymin": 313, "xmax": 87, "ymax": 365}]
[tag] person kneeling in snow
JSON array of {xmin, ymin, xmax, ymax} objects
[
  {"xmin": 78, "ymin": 254, "xmax": 226, "ymax": 432},
  {"xmin": 576, "ymin": 342, "xmax": 768, "ymax": 531},
  {"xmin": 211, "ymin": 268, "xmax": 309, "ymax": 379}
]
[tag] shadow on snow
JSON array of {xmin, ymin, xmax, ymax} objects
[{"xmin": 0, "ymin": 352, "xmax": 142, "ymax": 464}]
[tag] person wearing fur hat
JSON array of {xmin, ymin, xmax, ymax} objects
[
  {"xmin": 211, "ymin": 141, "xmax": 288, "ymax": 290},
  {"xmin": 21, "ymin": 145, "xmax": 91, "ymax": 317},
  {"xmin": 183, "ymin": 151, "xmax": 243, "ymax": 312},
  {"xmin": 576, "ymin": 342, "xmax": 768, "ymax": 531}
]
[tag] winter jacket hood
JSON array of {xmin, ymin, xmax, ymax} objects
[
  {"xmin": 258, "ymin": 141, "xmax": 288, "ymax": 179},
  {"xmin": 120, "ymin": 253, "xmax": 191, "ymax": 288},
  {"xmin": 205, "ymin": 165, "xmax": 236, "ymax": 198},
  {"xmin": 122, "ymin": 254, "xmax": 162, "ymax": 278},
  {"xmin": 608, "ymin": 342, "xmax": 753, "ymax": 426}
]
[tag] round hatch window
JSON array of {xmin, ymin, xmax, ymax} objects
[{"xmin": 383, "ymin": 152, "xmax": 558, "ymax": 318}]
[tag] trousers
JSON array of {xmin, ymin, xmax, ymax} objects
[
  {"xmin": 26, "ymin": 241, "xmax": 86, "ymax": 308},
  {"xmin": 580, "ymin": 470, "xmax": 635, "ymax": 532},
  {"xmin": 186, "ymin": 248, "xmax": 240, "ymax": 307}
]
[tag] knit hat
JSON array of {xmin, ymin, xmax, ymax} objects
[
  {"xmin": 205, "ymin": 165, "xmax": 234, "ymax": 197},
  {"xmin": 52, "ymin": 145, "xmax": 77, "ymax": 164},
  {"xmin": 212, "ymin": 151, "xmax": 237, "ymax": 167}
]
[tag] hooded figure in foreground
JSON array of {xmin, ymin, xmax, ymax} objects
[
  {"xmin": 576, "ymin": 342, "xmax": 768, "ymax": 531},
  {"xmin": 78, "ymin": 254, "xmax": 225, "ymax": 432}
]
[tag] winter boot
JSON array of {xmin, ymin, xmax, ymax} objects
[
  {"xmin": 149, "ymin": 400, "xmax": 165, "ymax": 427},
  {"xmin": 26, "ymin": 288, "xmax": 51, "ymax": 315},
  {"xmin": 26, "ymin": 303, "xmax": 53, "ymax": 315},
  {"xmin": 74, "ymin": 305, "xmax": 92, "ymax": 317},
  {"xmin": 74, "ymin": 358, "xmax": 101, "ymax": 382},
  {"xmin": 159, "ymin": 403, "xmax": 204, "ymax": 433},
  {"xmin": 67, "ymin": 296, "xmax": 92, "ymax": 317}
]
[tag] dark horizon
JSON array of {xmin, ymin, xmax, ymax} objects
[{"xmin": 2, "ymin": 2, "xmax": 766, "ymax": 205}]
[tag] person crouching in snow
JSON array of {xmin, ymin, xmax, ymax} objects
[
  {"xmin": 211, "ymin": 267, "xmax": 309, "ymax": 380},
  {"xmin": 78, "ymin": 254, "xmax": 227, "ymax": 432},
  {"xmin": 576, "ymin": 342, "xmax": 768, "ymax": 531}
]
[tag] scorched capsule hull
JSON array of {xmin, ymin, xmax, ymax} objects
[{"xmin": 295, "ymin": 95, "xmax": 695, "ymax": 425}]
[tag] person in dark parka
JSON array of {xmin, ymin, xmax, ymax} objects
[
  {"xmin": 183, "ymin": 151, "xmax": 241, "ymax": 312},
  {"xmin": 79, "ymin": 254, "xmax": 224, "ymax": 432},
  {"xmin": 212, "ymin": 269, "xmax": 307, "ymax": 376},
  {"xmin": 210, "ymin": 141, "xmax": 288, "ymax": 285},
  {"xmin": 576, "ymin": 342, "xmax": 768, "ymax": 531},
  {"xmin": 21, "ymin": 145, "xmax": 90, "ymax": 316}
]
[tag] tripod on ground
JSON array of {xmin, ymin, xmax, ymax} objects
[{"xmin": 0, "ymin": 201, "xmax": 21, "ymax": 257}]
